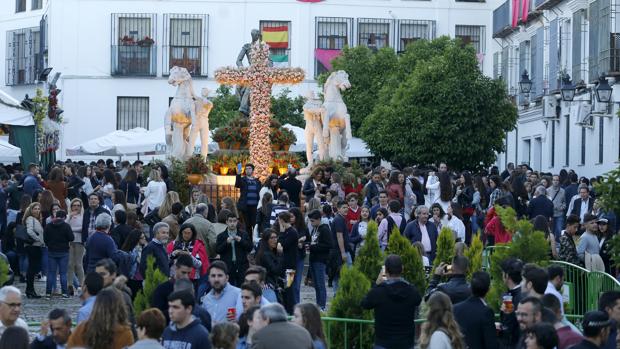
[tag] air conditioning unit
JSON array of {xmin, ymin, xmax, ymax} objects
[
  {"xmin": 575, "ymin": 102, "xmax": 594, "ymax": 128},
  {"xmin": 543, "ymin": 96, "xmax": 559, "ymax": 120}
]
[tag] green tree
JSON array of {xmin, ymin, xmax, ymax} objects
[
  {"xmin": 271, "ymin": 88, "xmax": 305, "ymax": 127},
  {"xmin": 433, "ymin": 227, "xmax": 455, "ymax": 268},
  {"xmin": 328, "ymin": 266, "xmax": 373, "ymax": 349},
  {"xmin": 465, "ymin": 233, "xmax": 484, "ymax": 279},
  {"xmin": 354, "ymin": 220, "xmax": 384, "ymax": 283},
  {"xmin": 386, "ymin": 228, "xmax": 426, "ymax": 292},
  {"xmin": 318, "ymin": 46, "xmax": 399, "ymax": 136},
  {"xmin": 594, "ymin": 166, "xmax": 620, "ymax": 268},
  {"xmin": 134, "ymin": 255, "xmax": 169, "ymax": 315},
  {"xmin": 209, "ymin": 85, "xmax": 241, "ymax": 129},
  {"xmin": 359, "ymin": 37, "xmax": 517, "ymax": 170}
]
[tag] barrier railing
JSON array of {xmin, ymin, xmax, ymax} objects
[{"xmin": 321, "ymin": 317, "xmax": 426, "ymax": 349}]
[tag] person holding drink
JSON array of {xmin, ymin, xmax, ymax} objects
[{"xmin": 498, "ymin": 257, "xmax": 525, "ymax": 348}]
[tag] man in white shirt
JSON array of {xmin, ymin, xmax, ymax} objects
[
  {"xmin": 545, "ymin": 265, "xmax": 565, "ymax": 315},
  {"xmin": 0, "ymin": 286, "xmax": 28, "ymax": 336}
]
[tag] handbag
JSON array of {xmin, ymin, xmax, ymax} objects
[
  {"xmin": 126, "ymin": 185, "xmax": 139, "ymax": 211},
  {"xmin": 15, "ymin": 223, "xmax": 35, "ymax": 245}
]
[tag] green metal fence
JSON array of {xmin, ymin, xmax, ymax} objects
[{"xmin": 321, "ymin": 317, "xmax": 426, "ymax": 349}]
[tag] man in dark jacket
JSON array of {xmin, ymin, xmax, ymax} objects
[
  {"xmin": 252, "ymin": 303, "xmax": 313, "ymax": 349},
  {"xmin": 499, "ymin": 257, "xmax": 525, "ymax": 348},
  {"xmin": 308, "ymin": 209, "xmax": 333, "ymax": 311},
  {"xmin": 163, "ymin": 290, "xmax": 212, "ymax": 349},
  {"xmin": 235, "ymin": 163, "xmax": 260, "ymax": 234},
  {"xmin": 569, "ymin": 185, "xmax": 594, "ymax": 223},
  {"xmin": 403, "ymin": 205, "xmax": 438, "ymax": 262},
  {"xmin": 454, "ymin": 271, "xmax": 499, "ymax": 349},
  {"xmin": 85, "ymin": 214, "xmax": 116, "ymax": 273},
  {"xmin": 30, "ymin": 308, "xmax": 72, "ymax": 349},
  {"xmin": 23, "ymin": 163, "xmax": 42, "ymax": 198},
  {"xmin": 152, "ymin": 254, "xmax": 194, "ymax": 324},
  {"xmin": 215, "ymin": 213, "xmax": 252, "ymax": 287},
  {"xmin": 278, "ymin": 168, "xmax": 302, "ymax": 207},
  {"xmin": 425, "ymin": 255, "xmax": 471, "ymax": 305},
  {"xmin": 43, "ymin": 210, "xmax": 74, "ymax": 297},
  {"xmin": 361, "ymin": 254, "xmax": 422, "ymax": 349},
  {"xmin": 140, "ymin": 222, "xmax": 170, "ymax": 277},
  {"xmin": 110, "ymin": 210, "xmax": 132, "ymax": 248},
  {"xmin": 81, "ymin": 193, "xmax": 108, "ymax": 243},
  {"xmin": 528, "ymin": 186, "xmax": 554, "ymax": 220}
]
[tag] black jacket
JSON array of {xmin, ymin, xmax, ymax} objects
[
  {"xmin": 120, "ymin": 180, "xmax": 140, "ymax": 204},
  {"xmin": 570, "ymin": 197, "xmax": 594, "ymax": 218},
  {"xmin": 111, "ymin": 223, "xmax": 132, "ymax": 249},
  {"xmin": 278, "ymin": 175, "xmax": 302, "ymax": 207},
  {"xmin": 256, "ymin": 246, "xmax": 283, "ymax": 287},
  {"xmin": 454, "ymin": 296, "xmax": 499, "ymax": 349},
  {"xmin": 528, "ymin": 195, "xmax": 554, "ymax": 219},
  {"xmin": 361, "ymin": 279, "xmax": 422, "ymax": 349},
  {"xmin": 215, "ymin": 229, "xmax": 253, "ymax": 270},
  {"xmin": 140, "ymin": 239, "xmax": 170, "ymax": 277},
  {"xmin": 66, "ymin": 175, "xmax": 85, "ymax": 200},
  {"xmin": 278, "ymin": 227, "xmax": 299, "ymax": 270},
  {"xmin": 81, "ymin": 205, "xmax": 108, "ymax": 243},
  {"xmin": 309, "ymin": 223, "xmax": 333, "ymax": 264},
  {"xmin": 500, "ymin": 285, "xmax": 523, "ymax": 348},
  {"xmin": 43, "ymin": 218, "xmax": 74, "ymax": 253},
  {"xmin": 425, "ymin": 274, "xmax": 471, "ymax": 305},
  {"xmin": 30, "ymin": 335, "xmax": 61, "ymax": 349}
]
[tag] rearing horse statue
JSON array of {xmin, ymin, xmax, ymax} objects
[
  {"xmin": 322, "ymin": 70, "xmax": 352, "ymax": 161},
  {"xmin": 165, "ymin": 66, "xmax": 197, "ymax": 160}
]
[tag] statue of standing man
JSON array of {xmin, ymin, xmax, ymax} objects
[{"xmin": 236, "ymin": 29, "xmax": 262, "ymax": 117}]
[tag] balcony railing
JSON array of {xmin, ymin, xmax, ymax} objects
[
  {"xmin": 600, "ymin": 33, "xmax": 620, "ymax": 77},
  {"xmin": 534, "ymin": 0, "xmax": 563, "ymax": 10},
  {"xmin": 493, "ymin": 1, "xmax": 514, "ymax": 38},
  {"xmin": 111, "ymin": 45, "xmax": 157, "ymax": 76},
  {"xmin": 163, "ymin": 45, "xmax": 207, "ymax": 76}
]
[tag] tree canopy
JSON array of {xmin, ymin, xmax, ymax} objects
[{"xmin": 329, "ymin": 37, "xmax": 517, "ymax": 170}]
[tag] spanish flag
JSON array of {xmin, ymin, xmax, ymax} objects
[{"xmin": 262, "ymin": 26, "xmax": 289, "ymax": 49}]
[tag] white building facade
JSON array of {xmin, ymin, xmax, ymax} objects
[
  {"xmin": 1, "ymin": 0, "xmax": 500, "ymax": 160},
  {"xmin": 492, "ymin": 0, "xmax": 620, "ymax": 178}
]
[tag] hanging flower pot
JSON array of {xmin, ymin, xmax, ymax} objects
[{"xmin": 187, "ymin": 174, "xmax": 202, "ymax": 185}]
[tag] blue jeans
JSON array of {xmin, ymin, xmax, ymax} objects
[
  {"xmin": 553, "ymin": 216, "xmax": 565, "ymax": 242},
  {"xmin": 310, "ymin": 261, "xmax": 327, "ymax": 309},
  {"xmin": 46, "ymin": 251, "xmax": 69, "ymax": 294},
  {"xmin": 333, "ymin": 252, "xmax": 352, "ymax": 294},
  {"xmin": 292, "ymin": 255, "xmax": 305, "ymax": 304},
  {"xmin": 18, "ymin": 252, "xmax": 28, "ymax": 277},
  {"xmin": 471, "ymin": 214, "xmax": 480, "ymax": 235}
]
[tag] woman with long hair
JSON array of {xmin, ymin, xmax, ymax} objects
[
  {"xmin": 329, "ymin": 172, "xmax": 345, "ymax": 200},
  {"xmin": 121, "ymin": 229, "xmax": 147, "ymax": 298},
  {"xmin": 511, "ymin": 172, "xmax": 529, "ymax": 218},
  {"xmin": 532, "ymin": 215, "xmax": 557, "ymax": 259},
  {"xmin": 66, "ymin": 198, "xmax": 85, "ymax": 296},
  {"xmin": 112, "ymin": 189, "xmax": 127, "ymax": 216},
  {"xmin": 158, "ymin": 164, "xmax": 174, "ymax": 192},
  {"xmin": 101, "ymin": 169, "xmax": 118, "ymax": 209},
  {"xmin": 350, "ymin": 206, "xmax": 371, "ymax": 250},
  {"xmin": 67, "ymin": 288, "xmax": 134, "ymax": 349},
  {"xmin": 435, "ymin": 172, "xmax": 453, "ymax": 213},
  {"xmin": 454, "ymin": 171, "xmax": 474, "ymax": 243},
  {"xmin": 254, "ymin": 229, "xmax": 282, "ymax": 294},
  {"xmin": 293, "ymin": 303, "xmax": 327, "ymax": 349},
  {"xmin": 386, "ymin": 170, "xmax": 404, "ymax": 206},
  {"xmin": 166, "ymin": 223, "xmax": 209, "ymax": 282},
  {"xmin": 471, "ymin": 175, "xmax": 488, "ymax": 235},
  {"xmin": 430, "ymin": 203, "xmax": 448, "ymax": 231},
  {"xmin": 210, "ymin": 322, "xmax": 239, "ymax": 349},
  {"xmin": 23, "ymin": 202, "xmax": 44, "ymax": 298},
  {"xmin": 77, "ymin": 166, "xmax": 98, "ymax": 204},
  {"xmin": 220, "ymin": 196, "xmax": 239, "ymax": 219},
  {"xmin": 47, "ymin": 167, "xmax": 68, "ymax": 210},
  {"xmin": 255, "ymin": 192, "xmax": 273, "ymax": 239},
  {"xmin": 143, "ymin": 168, "xmax": 167, "ymax": 212},
  {"xmin": 258, "ymin": 175, "xmax": 278, "ymax": 209},
  {"xmin": 39, "ymin": 189, "xmax": 55, "ymax": 225},
  {"xmin": 419, "ymin": 292, "xmax": 465, "ymax": 349},
  {"xmin": 158, "ymin": 191, "xmax": 181, "ymax": 219},
  {"xmin": 120, "ymin": 168, "xmax": 140, "ymax": 206}
]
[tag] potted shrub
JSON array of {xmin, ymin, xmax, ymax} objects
[
  {"xmin": 213, "ymin": 153, "xmax": 232, "ymax": 175},
  {"xmin": 137, "ymin": 36, "xmax": 155, "ymax": 47},
  {"xmin": 185, "ymin": 155, "xmax": 208, "ymax": 185}
]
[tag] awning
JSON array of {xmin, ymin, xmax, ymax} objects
[
  {"xmin": 0, "ymin": 138, "xmax": 22, "ymax": 163},
  {"xmin": 0, "ymin": 90, "xmax": 34, "ymax": 126},
  {"xmin": 66, "ymin": 128, "xmax": 149, "ymax": 156}
]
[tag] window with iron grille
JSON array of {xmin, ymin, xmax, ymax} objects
[
  {"xmin": 5, "ymin": 28, "xmax": 39, "ymax": 85},
  {"xmin": 357, "ymin": 18, "xmax": 393, "ymax": 50},
  {"xmin": 32, "ymin": 0, "xmax": 42, "ymax": 10},
  {"xmin": 111, "ymin": 13, "xmax": 157, "ymax": 76},
  {"xmin": 117, "ymin": 97, "xmax": 149, "ymax": 131},
  {"xmin": 163, "ymin": 14, "xmax": 208, "ymax": 76},
  {"xmin": 315, "ymin": 17, "xmax": 353, "ymax": 76},
  {"xmin": 397, "ymin": 19, "xmax": 435, "ymax": 52},
  {"xmin": 260, "ymin": 21, "xmax": 291, "ymax": 67},
  {"xmin": 16, "ymin": 0, "xmax": 25, "ymax": 12},
  {"xmin": 455, "ymin": 25, "xmax": 486, "ymax": 53}
]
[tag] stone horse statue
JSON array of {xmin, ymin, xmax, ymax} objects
[
  {"xmin": 322, "ymin": 70, "xmax": 352, "ymax": 161},
  {"xmin": 165, "ymin": 66, "xmax": 198, "ymax": 160}
]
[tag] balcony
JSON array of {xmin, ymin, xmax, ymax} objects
[
  {"xmin": 493, "ymin": 1, "xmax": 515, "ymax": 38},
  {"xmin": 534, "ymin": 0, "xmax": 564, "ymax": 10},
  {"xmin": 599, "ymin": 33, "xmax": 620, "ymax": 78},
  {"xmin": 111, "ymin": 45, "xmax": 157, "ymax": 76}
]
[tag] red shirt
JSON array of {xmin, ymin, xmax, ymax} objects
[
  {"xmin": 344, "ymin": 183, "xmax": 363, "ymax": 196},
  {"xmin": 485, "ymin": 216, "xmax": 512, "ymax": 244},
  {"xmin": 345, "ymin": 206, "xmax": 361, "ymax": 232}
]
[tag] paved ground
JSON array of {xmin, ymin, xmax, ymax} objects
[{"xmin": 17, "ymin": 266, "xmax": 335, "ymax": 332}]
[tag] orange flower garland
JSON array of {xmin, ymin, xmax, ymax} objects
[{"xmin": 215, "ymin": 42, "xmax": 305, "ymax": 180}]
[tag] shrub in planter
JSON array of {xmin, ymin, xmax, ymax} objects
[
  {"xmin": 433, "ymin": 227, "xmax": 455, "ymax": 268},
  {"xmin": 354, "ymin": 220, "xmax": 384, "ymax": 284},
  {"xmin": 133, "ymin": 255, "xmax": 168, "ymax": 315},
  {"xmin": 386, "ymin": 228, "xmax": 426, "ymax": 292}
]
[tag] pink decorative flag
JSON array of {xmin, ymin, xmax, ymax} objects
[
  {"xmin": 522, "ymin": 0, "xmax": 529, "ymax": 23},
  {"xmin": 512, "ymin": 0, "xmax": 520, "ymax": 28},
  {"xmin": 315, "ymin": 49, "xmax": 342, "ymax": 71}
]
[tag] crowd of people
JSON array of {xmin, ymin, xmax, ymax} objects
[{"xmin": 0, "ymin": 157, "xmax": 613, "ymax": 348}]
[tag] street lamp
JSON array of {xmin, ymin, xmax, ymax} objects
[
  {"xmin": 560, "ymin": 74, "xmax": 576, "ymax": 102},
  {"xmin": 519, "ymin": 70, "xmax": 532, "ymax": 94},
  {"xmin": 595, "ymin": 75, "xmax": 613, "ymax": 103}
]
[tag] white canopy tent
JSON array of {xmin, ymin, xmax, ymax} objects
[
  {"xmin": 282, "ymin": 124, "xmax": 306, "ymax": 153},
  {"xmin": 66, "ymin": 128, "xmax": 150, "ymax": 156},
  {"xmin": 0, "ymin": 139, "xmax": 22, "ymax": 163},
  {"xmin": 0, "ymin": 90, "xmax": 33, "ymax": 126},
  {"xmin": 115, "ymin": 127, "xmax": 219, "ymax": 155}
]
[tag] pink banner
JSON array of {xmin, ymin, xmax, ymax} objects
[
  {"xmin": 315, "ymin": 49, "xmax": 342, "ymax": 71},
  {"xmin": 512, "ymin": 0, "xmax": 519, "ymax": 28},
  {"xmin": 522, "ymin": 0, "xmax": 529, "ymax": 23}
]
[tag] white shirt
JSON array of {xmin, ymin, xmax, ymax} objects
[
  {"xmin": 429, "ymin": 330, "xmax": 453, "ymax": 349},
  {"xmin": 0, "ymin": 317, "xmax": 28, "ymax": 336},
  {"xmin": 420, "ymin": 223, "xmax": 431, "ymax": 253},
  {"xmin": 545, "ymin": 282, "xmax": 565, "ymax": 315},
  {"xmin": 144, "ymin": 181, "xmax": 167, "ymax": 210},
  {"xmin": 446, "ymin": 215, "xmax": 466, "ymax": 242}
]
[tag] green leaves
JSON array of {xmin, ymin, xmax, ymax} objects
[
  {"xmin": 354, "ymin": 221, "xmax": 384, "ymax": 284},
  {"xmin": 386, "ymin": 228, "xmax": 427, "ymax": 292},
  {"xmin": 133, "ymin": 255, "xmax": 169, "ymax": 316}
]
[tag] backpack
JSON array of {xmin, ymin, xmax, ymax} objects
[{"xmin": 386, "ymin": 215, "xmax": 407, "ymax": 242}]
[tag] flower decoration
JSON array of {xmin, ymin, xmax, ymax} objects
[
  {"xmin": 214, "ymin": 42, "xmax": 305, "ymax": 180},
  {"xmin": 185, "ymin": 154, "xmax": 209, "ymax": 174}
]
